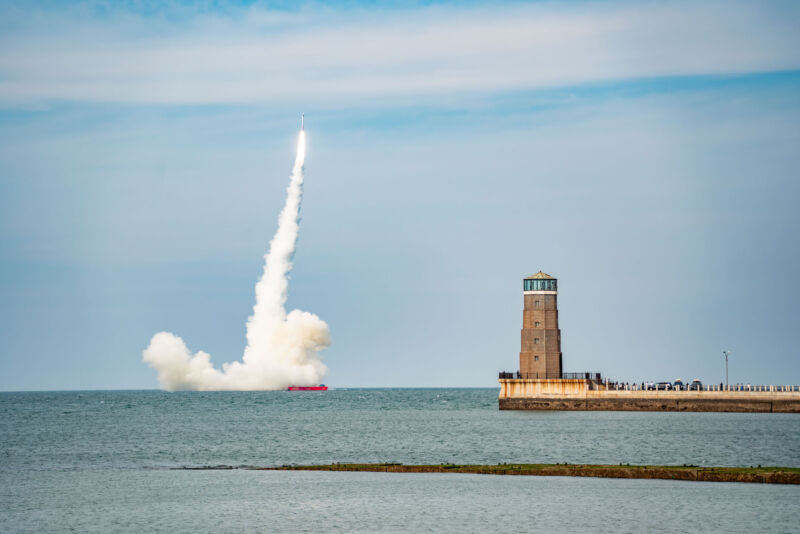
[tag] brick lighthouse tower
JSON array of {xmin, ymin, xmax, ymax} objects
[{"xmin": 520, "ymin": 271, "xmax": 562, "ymax": 379}]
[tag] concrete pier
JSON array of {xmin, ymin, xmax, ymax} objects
[{"xmin": 499, "ymin": 379, "xmax": 800, "ymax": 413}]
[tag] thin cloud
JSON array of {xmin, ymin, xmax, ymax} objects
[{"xmin": 0, "ymin": 1, "xmax": 798, "ymax": 106}]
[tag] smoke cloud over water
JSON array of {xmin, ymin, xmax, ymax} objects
[{"xmin": 143, "ymin": 130, "xmax": 330, "ymax": 391}]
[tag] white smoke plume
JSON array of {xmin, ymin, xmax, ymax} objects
[{"xmin": 143, "ymin": 129, "xmax": 330, "ymax": 390}]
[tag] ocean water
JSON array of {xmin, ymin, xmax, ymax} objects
[{"xmin": 1, "ymin": 389, "xmax": 799, "ymax": 533}]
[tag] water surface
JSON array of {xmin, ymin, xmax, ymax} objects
[{"xmin": 1, "ymin": 389, "xmax": 798, "ymax": 532}]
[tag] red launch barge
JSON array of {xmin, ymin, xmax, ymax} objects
[{"xmin": 287, "ymin": 385, "xmax": 328, "ymax": 391}]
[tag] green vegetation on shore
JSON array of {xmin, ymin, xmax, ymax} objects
[{"xmin": 259, "ymin": 463, "xmax": 800, "ymax": 485}]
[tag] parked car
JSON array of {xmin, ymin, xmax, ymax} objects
[
  {"xmin": 673, "ymin": 379, "xmax": 685, "ymax": 391},
  {"xmin": 689, "ymin": 379, "xmax": 703, "ymax": 391},
  {"xmin": 655, "ymin": 382, "xmax": 672, "ymax": 391},
  {"xmin": 645, "ymin": 382, "xmax": 656, "ymax": 390}
]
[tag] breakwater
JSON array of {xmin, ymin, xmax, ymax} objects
[
  {"xmin": 499, "ymin": 379, "xmax": 800, "ymax": 412},
  {"xmin": 261, "ymin": 463, "xmax": 800, "ymax": 485}
]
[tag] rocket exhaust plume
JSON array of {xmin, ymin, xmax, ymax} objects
[{"xmin": 143, "ymin": 124, "xmax": 330, "ymax": 390}]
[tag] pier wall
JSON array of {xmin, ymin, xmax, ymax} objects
[{"xmin": 498, "ymin": 379, "xmax": 800, "ymax": 413}]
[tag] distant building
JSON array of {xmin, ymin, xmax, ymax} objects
[
  {"xmin": 519, "ymin": 271, "xmax": 562, "ymax": 379},
  {"xmin": 501, "ymin": 271, "xmax": 800, "ymax": 412}
]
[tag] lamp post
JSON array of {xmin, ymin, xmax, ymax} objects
[{"xmin": 723, "ymin": 350, "xmax": 731, "ymax": 390}]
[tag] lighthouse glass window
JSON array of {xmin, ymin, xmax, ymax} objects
[{"xmin": 525, "ymin": 279, "xmax": 557, "ymax": 291}]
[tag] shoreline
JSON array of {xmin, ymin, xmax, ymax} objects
[{"xmin": 179, "ymin": 463, "xmax": 800, "ymax": 485}]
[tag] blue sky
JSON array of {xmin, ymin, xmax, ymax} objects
[{"xmin": 1, "ymin": 0, "xmax": 799, "ymax": 390}]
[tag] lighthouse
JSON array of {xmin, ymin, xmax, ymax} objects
[{"xmin": 519, "ymin": 271, "xmax": 562, "ymax": 379}]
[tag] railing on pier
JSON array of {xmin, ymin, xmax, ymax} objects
[
  {"xmin": 498, "ymin": 371, "xmax": 603, "ymax": 382},
  {"xmin": 700, "ymin": 384, "xmax": 800, "ymax": 392},
  {"xmin": 562, "ymin": 372, "xmax": 603, "ymax": 381}
]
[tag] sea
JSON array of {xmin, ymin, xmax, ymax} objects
[{"xmin": 1, "ymin": 388, "xmax": 798, "ymax": 533}]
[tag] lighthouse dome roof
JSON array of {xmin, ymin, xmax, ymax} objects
[{"xmin": 525, "ymin": 271, "xmax": 555, "ymax": 280}]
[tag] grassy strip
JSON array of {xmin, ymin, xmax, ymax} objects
[{"xmin": 259, "ymin": 463, "xmax": 800, "ymax": 484}]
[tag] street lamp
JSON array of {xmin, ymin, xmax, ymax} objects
[{"xmin": 723, "ymin": 350, "xmax": 731, "ymax": 390}]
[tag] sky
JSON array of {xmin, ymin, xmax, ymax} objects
[{"xmin": 1, "ymin": 0, "xmax": 799, "ymax": 390}]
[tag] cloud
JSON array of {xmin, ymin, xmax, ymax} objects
[{"xmin": 0, "ymin": 1, "xmax": 798, "ymax": 106}]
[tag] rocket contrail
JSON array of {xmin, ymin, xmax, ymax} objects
[{"xmin": 143, "ymin": 121, "xmax": 330, "ymax": 391}]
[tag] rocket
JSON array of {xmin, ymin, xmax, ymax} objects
[{"xmin": 301, "ymin": 113, "xmax": 304, "ymax": 131}]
